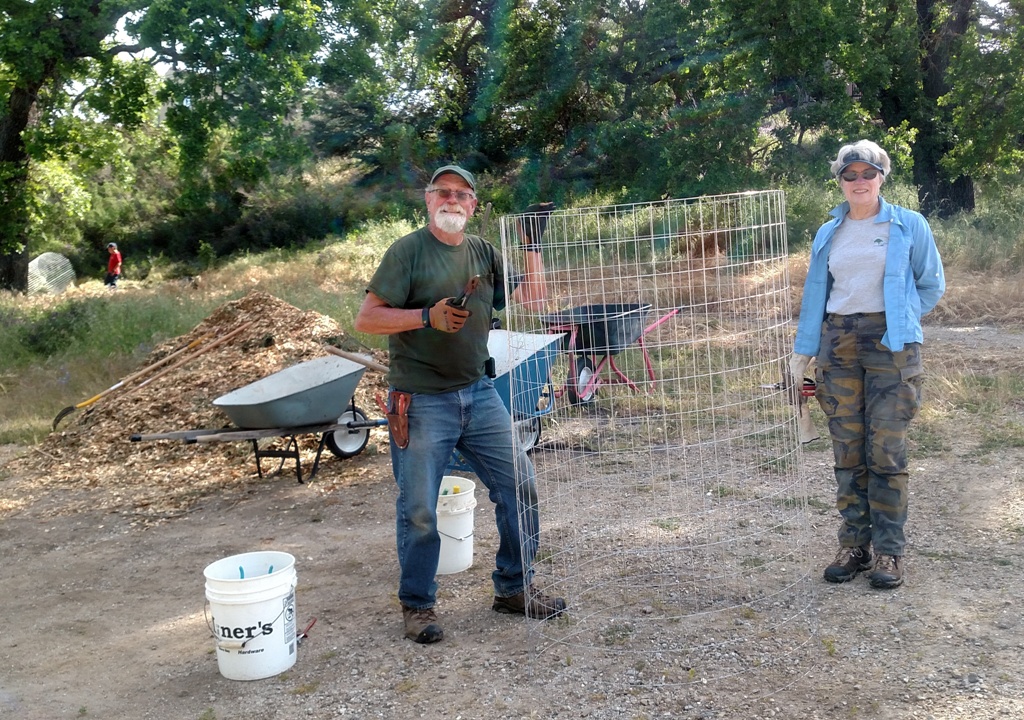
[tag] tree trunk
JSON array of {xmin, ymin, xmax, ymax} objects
[
  {"xmin": 0, "ymin": 83, "xmax": 39, "ymax": 293},
  {"xmin": 914, "ymin": 0, "xmax": 976, "ymax": 218},
  {"xmin": 914, "ymin": 130, "xmax": 975, "ymax": 218},
  {"xmin": 0, "ymin": 245, "xmax": 29, "ymax": 293},
  {"xmin": 0, "ymin": 1, "xmax": 109, "ymax": 292}
]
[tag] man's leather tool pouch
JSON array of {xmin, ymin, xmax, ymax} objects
[{"xmin": 379, "ymin": 390, "xmax": 412, "ymax": 449}]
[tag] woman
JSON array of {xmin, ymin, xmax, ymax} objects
[{"xmin": 791, "ymin": 140, "xmax": 945, "ymax": 589}]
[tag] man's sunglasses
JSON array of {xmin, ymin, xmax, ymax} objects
[
  {"xmin": 839, "ymin": 169, "xmax": 880, "ymax": 182},
  {"xmin": 427, "ymin": 188, "xmax": 476, "ymax": 202}
]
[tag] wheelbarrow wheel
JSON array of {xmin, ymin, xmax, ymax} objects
[
  {"xmin": 514, "ymin": 417, "xmax": 542, "ymax": 452},
  {"xmin": 326, "ymin": 406, "xmax": 370, "ymax": 459},
  {"xmin": 567, "ymin": 356, "xmax": 597, "ymax": 405}
]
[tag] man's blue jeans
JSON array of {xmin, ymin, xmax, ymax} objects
[{"xmin": 390, "ymin": 376, "xmax": 539, "ymax": 610}]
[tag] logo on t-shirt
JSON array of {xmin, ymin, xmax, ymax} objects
[{"xmin": 873, "ymin": 237, "xmax": 886, "ymax": 246}]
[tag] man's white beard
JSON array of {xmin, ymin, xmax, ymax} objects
[{"xmin": 434, "ymin": 209, "xmax": 467, "ymax": 234}]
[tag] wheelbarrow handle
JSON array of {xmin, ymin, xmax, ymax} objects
[
  {"xmin": 324, "ymin": 345, "xmax": 390, "ymax": 373},
  {"xmin": 643, "ymin": 306, "xmax": 684, "ymax": 334}
]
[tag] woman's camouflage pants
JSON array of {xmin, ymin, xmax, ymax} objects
[{"xmin": 815, "ymin": 313, "xmax": 923, "ymax": 556}]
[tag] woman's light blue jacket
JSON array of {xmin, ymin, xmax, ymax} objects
[{"xmin": 794, "ymin": 197, "xmax": 946, "ymax": 357}]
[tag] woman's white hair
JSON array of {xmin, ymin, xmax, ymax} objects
[{"xmin": 830, "ymin": 140, "xmax": 891, "ymax": 178}]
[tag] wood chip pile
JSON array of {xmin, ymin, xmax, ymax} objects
[{"xmin": 16, "ymin": 291, "xmax": 391, "ymax": 521}]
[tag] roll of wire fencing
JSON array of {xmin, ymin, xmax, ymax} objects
[
  {"xmin": 497, "ymin": 190, "xmax": 819, "ymax": 710},
  {"xmin": 28, "ymin": 252, "xmax": 77, "ymax": 295}
]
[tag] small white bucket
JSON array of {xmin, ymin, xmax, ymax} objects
[
  {"xmin": 204, "ymin": 551, "xmax": 298, "ymax": 681},
  {"xmin": 436, "ymin": 476, "xmax": 477, "ymax": 575}
]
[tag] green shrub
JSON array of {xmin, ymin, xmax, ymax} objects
[
  {"xmin": 0, "ymin": 292, "xmax": 220, "ymax": 370},
  {"xmin": 781, "ymin": 180, "xmax": 834, "ymax": 250},
  {"xmin": 931, "ymin": 183, "xmax": 1024, "ymax": 272},
  {"xmin": 16, "ymin": 302, "xmax": 93, "ymax": 357}
]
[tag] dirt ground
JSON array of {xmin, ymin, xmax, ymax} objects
[{"xmin": 2, "ymin": 323, "xmax": 1024, "ymax": 720}]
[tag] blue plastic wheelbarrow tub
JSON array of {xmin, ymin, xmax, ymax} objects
[
  {"xmin": 487, "ymin": 330, "xmax": 564, "ymax": 420},
  {"xmin": 213, "ymin": 355, "xmax": 367, "ymax": 429},
  {"xmin": 541, "ymin": 303, "xmax": 652, "ymax": 355}
]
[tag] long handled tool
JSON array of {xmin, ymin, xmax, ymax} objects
[
  {"xmin": 323, "ymin": 345, "xmax": 389, "ymax": 373},
  {"xmin": 479, "ymin": 201, "xmax": 493, "ymax": 236},
  {"xmin": 122, "ymin": 321, "xmax": 255, "ymax": 399},
  {"xmin": 52, "ymin": 332, "xmax": 213, "ymax": 430}
]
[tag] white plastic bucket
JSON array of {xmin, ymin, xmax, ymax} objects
[
  {"xmin": 203, "ymin": 551, "xmax": 298, "ymax": 681},
  {"xmin": 436, "ymin": 476, "xmax": 477, "ymax": 575}
]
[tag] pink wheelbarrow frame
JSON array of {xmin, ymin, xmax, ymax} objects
[{"xmin": 540, "ymin": 303, "xmax": 682, "ymax": 404}]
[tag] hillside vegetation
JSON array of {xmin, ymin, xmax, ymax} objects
[{"xmin": 1, "ymin": 183, "xmax": 1022, "ymax": 447}]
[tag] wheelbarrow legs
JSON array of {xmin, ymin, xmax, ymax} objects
[{"xmin": 251, "ymin": 433, "xmax": 332, "ymax": 484}]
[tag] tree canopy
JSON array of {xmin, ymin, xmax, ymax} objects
[{"xmin": 2, "ymin": 0, "xmax": 1023, "ymax": 289}]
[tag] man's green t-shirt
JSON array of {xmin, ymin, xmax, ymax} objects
[{"xmin": 367, "ymin": 226, "xmax": 508, "ymax": 394}]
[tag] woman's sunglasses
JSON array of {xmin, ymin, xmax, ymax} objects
[{"xmin": 839, "ymin": 169, "xmax": 880, "ymax": 182}]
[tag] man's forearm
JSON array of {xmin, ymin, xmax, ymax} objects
[
  {"xmin": 511, "ymin": 250, "xmax": 547, "ymax": 310},
  {"xmin": 354, "ymin": 293, "xmax": 428, "ymax": 335}
]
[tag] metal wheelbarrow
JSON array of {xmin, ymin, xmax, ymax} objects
[
  {"xmin": 540, "ymin": 303, "xmax": 681, "ymax": 404},
  {"xmin": 132, "ymin": 355, "xmax": 383, "ymax": 483}
]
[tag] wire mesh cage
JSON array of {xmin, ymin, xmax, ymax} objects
[
  {"xmin": 497, "ymin": 190, "xmax": 819, "ymax": 707},
  {"xmin": 27, "ymin": 252, "xmax": 76, "ymax": 295}
]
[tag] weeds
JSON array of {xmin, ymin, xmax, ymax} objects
[{"xmin": 652, "ymin": 517, "xmax": 681, "ymax": 531}]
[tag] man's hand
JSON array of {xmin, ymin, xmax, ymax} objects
[
  {"xmin": 428, "ymin": 298, "xmax": 471, "ymax": 332},
  {"xmin": 519, "ymin": 202, "xmax": 556, "ymax": 252}
]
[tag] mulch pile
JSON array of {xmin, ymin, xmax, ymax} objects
[{"xmin": 11, "ymin": 291, "xmax": 392, "ymax": 522}]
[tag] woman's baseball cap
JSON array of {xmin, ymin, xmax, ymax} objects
[
  {"xmin": 836, "ymin": 150, "xmax": 885, "ymax": 175},
  {"xmin": 831, "ymin": 140, "xmax": 891, "ymax": 177}
]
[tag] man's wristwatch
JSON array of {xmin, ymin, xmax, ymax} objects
[{"xmin": 422, "ymin": 306, "xmax": 431, "ymax": 328}]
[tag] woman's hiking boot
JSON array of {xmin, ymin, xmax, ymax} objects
[
  {"xmin": 823, "ymin": 545, "xmax": 873, "ymax": 583},
  {"xmin": 869, "ymin": 554, "xmax": 904, "ymax": 589}
]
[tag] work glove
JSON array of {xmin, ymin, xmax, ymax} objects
[
  {"xmin": 789, "ymin": 353, "xmax": 813, "ymax": 385},
  {"xmin": 519, "ymin": 202, "xmax": 556, "ymax": 252},
  {"xmin": 428, "ymin": 298, "xmax": 471, "ymax": 333},
  {"xmin": 786, "ymin": 353, "xmax": 820, "ymax": 444}
]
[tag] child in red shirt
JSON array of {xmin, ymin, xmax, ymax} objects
[{"xmin": 105, "ymin": 243, "xmax": 122, "ymax": 288}]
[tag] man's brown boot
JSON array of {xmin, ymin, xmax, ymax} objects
[
  {"xmin": 402, "ymin": 605, "xmax": 443, "ymax": 643},
  {"xmin": 492, "ymin": 585, "xmax": 567, "ymax": 619}
]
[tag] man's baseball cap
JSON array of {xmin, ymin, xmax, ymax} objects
[
  {"xmin": 430, "ymin": 164, "xmax": 476, "ymax": 191},
  {"xmin": 836, "ymin": 150, "xmax": 885, "ymax": 176},
  {"xmin": 107, "ymin": 242, "xmax": 117, "ymax": 249}
]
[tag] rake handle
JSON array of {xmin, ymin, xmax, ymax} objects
[
  {"xmin": 52, "ymin": 332, "xmax": 214, "ymax": 430},
  {"xmin": 121, "ymin": 321, "xmax": 254, "ymax": 398}
]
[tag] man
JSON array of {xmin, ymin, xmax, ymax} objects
[
  {"xmin": 105, "ymin": 243, "xmax": 122, "ymax": 289},
  {"xmin": 353, "ymin": 164, "xmax": 565, "ymax": 643}
]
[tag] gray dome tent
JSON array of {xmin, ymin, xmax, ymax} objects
[{"xmin": 27, "ymin": 252, "xmax": 76, "ymax": 295}]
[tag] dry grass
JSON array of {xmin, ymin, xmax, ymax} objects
[
  {"xmin": 788, "ymin": 254, "xmax": 1024, "ymax": 329},
  {"xmin": 2, "ymin": 228, "xmax": 1021, "ymax": 448},
  {"xmin": 929, "ymin": 269, "xmax": 1024, "ymax": 326}
]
